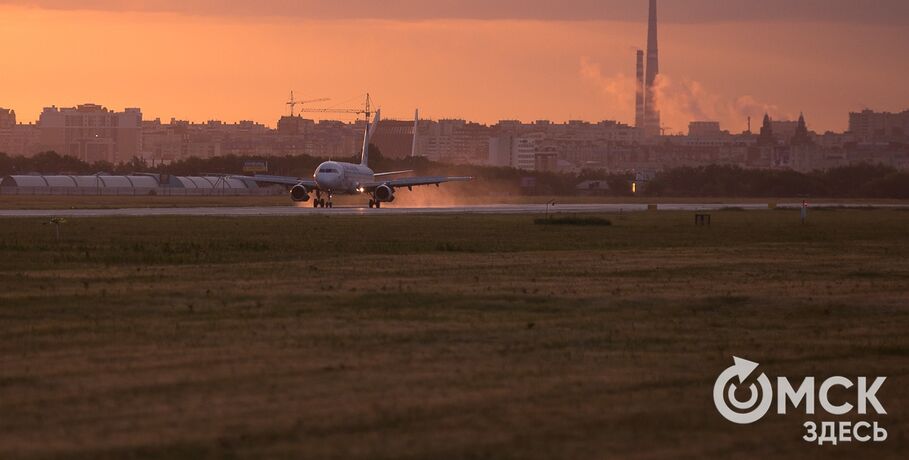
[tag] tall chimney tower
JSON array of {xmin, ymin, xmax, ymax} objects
[
  {"xmin": 635, "ymin": 50, "xmax": 645, "ymax": 129},
  {"xmin": 644, "ymin": 0, "xmax": 661, "ymax": 138}
]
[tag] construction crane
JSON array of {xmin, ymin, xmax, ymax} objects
[
  {"xmin": 298, "ymin": 93, "xmax": 374, "ymax": 127},
  {"xmin": 286, "ymin": 90, "xmax": 331, "ymax": 117}
]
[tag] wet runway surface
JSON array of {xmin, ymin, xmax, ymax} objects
[{"xmin": 1, "ymin": 202, "xmax": 904, "ymax": 218}]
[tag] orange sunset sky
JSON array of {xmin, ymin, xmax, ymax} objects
[{"xmin": 1, "ymin": 1, "xmax": 907, "ymax": 133}]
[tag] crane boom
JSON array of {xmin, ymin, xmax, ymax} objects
[
  {"xmin": 298, "ymin": 93, "xmax": 373, "ymax": 126},
  {"xmin": 286, "ymin": 91, "xmax": 331, "ymax": 116}
]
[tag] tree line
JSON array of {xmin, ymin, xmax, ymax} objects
[
  {"xmin": 1, "ymin": 151, "xmax": 907, "ymax": 198},
  {"xmin": 643, "ymin": 163, "xmax": 909, "ymax": 198}
]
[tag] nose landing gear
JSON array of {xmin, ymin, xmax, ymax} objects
[{"xmin": 313, "ymin": 191, "xmax": 333, "ymax": 208}]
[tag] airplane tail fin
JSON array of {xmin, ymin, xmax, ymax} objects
[
  {"xmin": 361, "ymin": 109, "xmax": 381, "ymax": 166},
  {"xmin": 411, "ymin": 109, "xmax": 419, "ymax": 159}
]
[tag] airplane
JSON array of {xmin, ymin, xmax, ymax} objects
[{"xmin": 235, "ymin": 108, "xmax": 472, "ymax": 208}]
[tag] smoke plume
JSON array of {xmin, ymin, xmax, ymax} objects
[{"xmin": 580, "ymin": 57, "xmax": 791, "ymax": 134}]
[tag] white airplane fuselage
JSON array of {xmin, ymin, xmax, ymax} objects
[{"xmin": 314, "ymin": 161, "xmax": 374, "ymax": 194}]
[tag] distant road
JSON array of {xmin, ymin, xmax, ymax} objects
[{"xmin": 2, "ymin": 203, "xmax": 907, "ymax": 218}]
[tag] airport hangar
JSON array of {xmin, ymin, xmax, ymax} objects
[{"xmin": 0, "ymin": 174, "xmax": 282, "ymax": 196}]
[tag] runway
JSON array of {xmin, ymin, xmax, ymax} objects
[{"xmin": 1, "ymin": 202, "xmax": 903, "ymax": 218}]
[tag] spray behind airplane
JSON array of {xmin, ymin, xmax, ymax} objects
[{"xmin": 235, "ymin": 97, "xmax": 471, "ymax": 208}]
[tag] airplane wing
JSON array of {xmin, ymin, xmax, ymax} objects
[
  {"xmin": 361, "ymin": 176, "xmax": 472, "ymax": 191},
  {"xmin": 231, "ymin": 175, "xmax": 320, "ymax": 189},
  {"xmin": 374, "ymin": 170, "xmax": 414, "ymax": 178}
]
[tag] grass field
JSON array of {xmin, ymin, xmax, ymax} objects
[{"xmin": 1, "ymin": 209, "xmax": 907, "ymax": 458}]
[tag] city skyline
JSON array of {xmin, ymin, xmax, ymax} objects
[{"xmin": 1, "ymin": 2, "xmax": 908, "ymax": 132}]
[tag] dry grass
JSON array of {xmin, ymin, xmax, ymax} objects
[{"xmin": 1, "ymin": 210, "xmax": 907, "ymax": 459}]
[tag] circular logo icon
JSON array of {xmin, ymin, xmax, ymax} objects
[{"xmin": 713, "ymin": 357, "xmax": 773, "ymax": 424}]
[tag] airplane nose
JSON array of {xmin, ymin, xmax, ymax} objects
[{"xmin": 316, "ymin": 173, "xmax": 337, "ymax": 188}]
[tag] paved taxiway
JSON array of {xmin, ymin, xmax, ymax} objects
[{"xmin": 1, "ymin": 202, "xmax": 905, "ymax": 218}]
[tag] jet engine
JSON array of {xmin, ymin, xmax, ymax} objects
[
  {"xmin": 290, "ymin": 185, "xmax": 310, "ymax": 202},
  {"xmin": 374, "ymin": 184, "xmax": 395, "ymax": 203}
]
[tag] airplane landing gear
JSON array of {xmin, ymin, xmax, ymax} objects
[
  {"xmin": 369, "ymin": 199, "xmax": 381, "ymax": 209},
  {"xmin": 314, "ymin": 191, "xmax": 333, "ymax": 208}
]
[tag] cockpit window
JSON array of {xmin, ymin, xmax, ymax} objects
[{"xmin": 319, "ymin": 168, "xmax": 339, "ymax": 174}]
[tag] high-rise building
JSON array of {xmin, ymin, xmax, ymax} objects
[
  {"xmin": 0, "ymin": 108, "xmax": 15, "ymax": 129},
  {"xmin": 511, "ymin": 133, "xmax": 544, "ymax": 171},
  {"xmin": 371, "ymin": 120, "xmax": 416, "ymax": 159},
  {"xmin": 688, "ymin": 121, "xmax": 722, "ymax": 138},
  {"xmin": 643, "ymin": 0, "xmax": 661, "ymax": 138},
  {"xmin": 0, "ymin": 108, "xmax": 41, "ymax": 157},
  {"xmin": 635, "ymin": 50, "xmax": 645, "ymax": 130},
  {"xmin": 771, "ymin": 120, "xmax": 799, "ymax": 142},
  {"xmin": 276, "ymin": 115, "xmax": 314, "ymax": 136},
  {"xmin": 417, "ymin": 119, "xmax": 492, "ymax": 164},
  {"xmin": 38, "ymin": 104, "xmax": 142, "ymax": 163},
  {"xmin": 849, "ymin": 109, "xmax": 909, "ymax": 143}
]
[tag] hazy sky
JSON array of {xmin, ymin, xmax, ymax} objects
[
  {"xmin": 6, "ymin": 0, "xmax": 909, "ymax": 24},
  {"xmin": 1, "ymin": 1, "xmax": 907, "ymax": 132}
]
